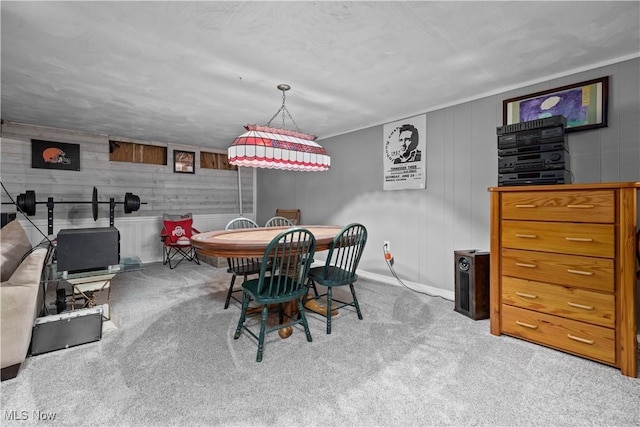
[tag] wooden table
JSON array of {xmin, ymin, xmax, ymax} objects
[{"xmin": 191, "ymin": 225, "xmax": 342, "ymax": 338}]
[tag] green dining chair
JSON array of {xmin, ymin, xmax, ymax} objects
[
  {"xmin": 223, "ymin": 217, "xmax": 262, "ymax": 309},
  {"xmin": 305, "ymin": 223, "xmax": 368, "ymax": 334},
  {"xmin": 234, "ymin": 228, "xmax": 316, "ymax": 362}
]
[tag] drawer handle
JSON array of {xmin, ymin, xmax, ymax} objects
[
  {"xmin": 515, "ymin": 320, "xmax": 538, "ymax": 329},
  {"xmin": 516, "ymin": 292, "xmax": 538, "ymax": 299},
  {"xmin": 515, "ymin": 234, "xmax": 538, "ymax": 239},
  {"xmin": 566, "ymin": 204, "xmax": 595, "ymax": 209},
  {"xmin": 567, "ymin": 334, "xmax": 594, "ymax": 345},
  {"xmin": 567, "ymin": 268, "xmax": 594, "ymax": 276},
  {"xmin": 567, "ymin": 301, "xmax": 594, "ymax": 310},
  {"xmin": 515, "ymin": 262, "xmax": 537, "ymax": 268},
  {"xmin": 515, "ymin": 204, "xmax": 537, "ymax": 208},
  {"xmin": 565, "ymin": 237, "xmax": 593, "ymax": 242}
]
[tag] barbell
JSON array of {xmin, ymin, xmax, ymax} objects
[{"xmin": 7, "ymin": 187, "xmax": 143, "ymax": 220}]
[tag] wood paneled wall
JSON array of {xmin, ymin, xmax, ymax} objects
[{"xmin": 1, "ymin": 121, "xmax": 254, "ymax": 261}]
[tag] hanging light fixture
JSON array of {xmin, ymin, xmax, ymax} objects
[{"xmin": 228, "ymin": 84, "xmax": 330, "ymax": 172}]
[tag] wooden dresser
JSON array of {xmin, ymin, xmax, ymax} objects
[{"xmin": 488, "ymin": 182, "xmax": 638, "ymax": 377}]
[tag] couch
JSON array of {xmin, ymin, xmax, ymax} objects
[{"xmin": 1, "ymin": 219, "xmax": 49, "ymax": 381}]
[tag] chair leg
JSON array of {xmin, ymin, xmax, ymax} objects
[
  {"xmin": 350, "ymin": 284, "xmax": 363, "ymax": 320},
  {"xmin": 165, "ymin": 246, "xmax": 199, "ymax": 269},
  {"xmin": 234, "ymin": 293, "xmax": 250, "ymax": 339},
  {"xmin": 307, "ymin": 278, "xmax": 319, "ymax": 298},
  {"xmin": 225, "ymin": 274, "xmax": 237, "ymax": 309},
  {"xmin": 191, "ymin": 248, "xmax": 201, "ymax": 265},
  {"xmin": 256, "ymin": 305, "xmax": 269, "ymax": 362},
  {"xmin": 326, "ymin": 287, "xmax": 333, "ymax": 334},
  {"xmin": 297, "ymin": 299, "xmax": 313, "ymax": 343}
]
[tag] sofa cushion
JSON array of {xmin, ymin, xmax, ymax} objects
[
  {"xmin": 1, "ymin": 247, "xmax": 47, "ymax": 371},
  {"xmin": 1, "ymin": 220, "xmax": 33, "ymax": 282}
]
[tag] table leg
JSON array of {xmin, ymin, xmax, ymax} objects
[
  {"xmin": 278, "ymin": 301, "xmax": 295, "ymax": 339},
  {"xmin": 277, "ymin": 293, "xmax": 338, "ymax": 339},
  {"xmin": 303, "ymin": 294, "xmax": 339, "ymax": 317}
]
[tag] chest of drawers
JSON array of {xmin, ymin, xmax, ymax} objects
[{"xmin": 489, "ymin": 182, "xmax": 638, "ymax": 377}]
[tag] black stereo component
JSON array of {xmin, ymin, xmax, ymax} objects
[
  {"xmin": 498, "ymin": 149, "xmax": 569, "ymax": 173},
  {"xmin": 498, "ymin": 140, "xmax": 566, "ymax": 156},
  {"xmin": 496, "ymin": 115, "xmax": 566, "ymax": 135},
  {"xmin": 454, "ymin": 250, "xmax": 490, "ymax": 320},
  {"xmin": 56, "ymin": 227, "xmax": 120, "ymax": 273},
  {"xmin": 498, "ymin": 169, "xmax": 571, "ymax": 186},
  {"xmin": 497, "ymin": 126, "xmax": 565, "ymax": 152},
  {"xmin": 496, "ymin": 115, "xmax": 570, "ymax": 187}
]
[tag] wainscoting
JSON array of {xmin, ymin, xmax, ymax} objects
[{"xmin": 19, "ymin": 213, "xmax": 256, "ymax": 264}]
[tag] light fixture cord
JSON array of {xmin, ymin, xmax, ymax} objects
[{"xmin": 265, "ymin": 88, "xmax": 302, "ymax": 132}]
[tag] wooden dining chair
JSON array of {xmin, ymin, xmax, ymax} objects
[
  {"xmin": 275, "ymin": 209, "xmax": 300, "ymax": 225},
  {"xmin": 223, "ymin": 217, "xmax": 261, "ymax": 309},
  {"xmin": 234, "ymin": 228, "xmax": 316, "ymax": 362},
  {"xmin": 264, "ymin": 216, "xmax": 294, "ymax": 227},
  {"xmin": 305, "ymin": 223, "xmax": 368, "ymax": 334}
]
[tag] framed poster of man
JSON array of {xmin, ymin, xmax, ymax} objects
[
  {"xmin": 31, "ymin": 139, "xmax": 81, "ymax": 171},
  {"xmin": 383, "ymin": 114, "xmax": 426, "ymax": 190}
]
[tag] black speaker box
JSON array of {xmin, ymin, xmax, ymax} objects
[
  {"xmin": 56, "ymin": 227, "xmax": 120, "ymax": 273},
  {"xmin": 454, "ymin": 250, "xmax": 490, "ymax": 320},
  {"xmin": 1, "ymin": 212, "xmax": 17, "ymax": 228}
]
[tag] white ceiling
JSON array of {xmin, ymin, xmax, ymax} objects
[{"xmin": 2, "ymin": 1, "xmax": 639, "ymax": 150}]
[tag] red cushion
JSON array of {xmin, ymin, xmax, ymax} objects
[{"xmin": 163, "ymin": 218, "xmax": 194, "ymax": 245}]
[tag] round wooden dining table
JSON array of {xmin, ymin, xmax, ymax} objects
[{"xmin": 191, "ymin": 225, "xmax": 343, "ymax": 338}]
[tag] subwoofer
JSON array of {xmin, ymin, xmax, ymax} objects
[
  {"xmin": 454, "ymin": 250, "xmax": 490, "ymax": 320},
  {"xmin": 56, "ymin": 227, "xmax": 120, "ymax": 273}
]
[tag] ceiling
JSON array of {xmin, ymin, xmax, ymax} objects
[{"xmin": 2, "ymin": 1, "xmax": 639, "ymax": 150}]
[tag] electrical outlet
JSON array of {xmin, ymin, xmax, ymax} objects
[{"xmin": 384, "ymin": 240, "xmax": 390, "ymax": 252}]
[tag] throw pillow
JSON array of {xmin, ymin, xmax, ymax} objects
[{"xmin": 0, "ymin": 220, "xmax": 33, "ymax": 282}]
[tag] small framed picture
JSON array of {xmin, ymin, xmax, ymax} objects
[
  {"xmin": 173, "ymin": 150, "xmax": 195, "ymax": 174},
  {"xmin": 503, "ymin": 76, "xmax": 608, "ymax": 133}
]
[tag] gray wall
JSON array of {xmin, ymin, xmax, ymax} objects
[{"xmin": 257, "ymin": 58, "xmax": 640, "ymax": 294}]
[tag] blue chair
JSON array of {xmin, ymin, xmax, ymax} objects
[
  {"xmin": 305, "ymin": 223, "xmax": 367, "ymax": 334},
  {"xmin": 234, "ymin": 228, "xmax": 316, "ymax": 362}
]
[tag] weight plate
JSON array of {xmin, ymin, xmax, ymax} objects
[
  {"xmin": 17, "ymin": 190, "xmax": 37, "ymax": 216},
  {"xmin": 92, "ymin": 187, "xmax": 98, "ymax": 221},
  {"xmin": 124, "ymin": 192, "xmax": 140, "ymax": 213}
]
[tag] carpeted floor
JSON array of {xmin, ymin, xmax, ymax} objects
[{"xmin": 1, "ymin": 261, "xmax": 638, "ymax": 426}]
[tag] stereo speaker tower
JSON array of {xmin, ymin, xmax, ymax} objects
[{"xmin": 454, "ymin": 250, "xmax": 490, "ymax": 320}]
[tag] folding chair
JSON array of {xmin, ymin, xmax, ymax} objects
[{"xmin": 161, "ymin": 214, "xmax": 201, "ymax": 269}]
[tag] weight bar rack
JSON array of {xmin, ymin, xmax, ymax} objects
[{"xmin": 2, "ymin": 187, "xmax": 144, "ymax": 235}]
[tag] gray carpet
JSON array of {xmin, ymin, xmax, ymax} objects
[{"xmin": 1, "ymin": 261, "xmax": 639, "ymax": 426}]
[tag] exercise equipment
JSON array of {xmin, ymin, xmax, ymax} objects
[{"xmin": 3, "ymin": 187, "xmax": 144, "ymax": 235}]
